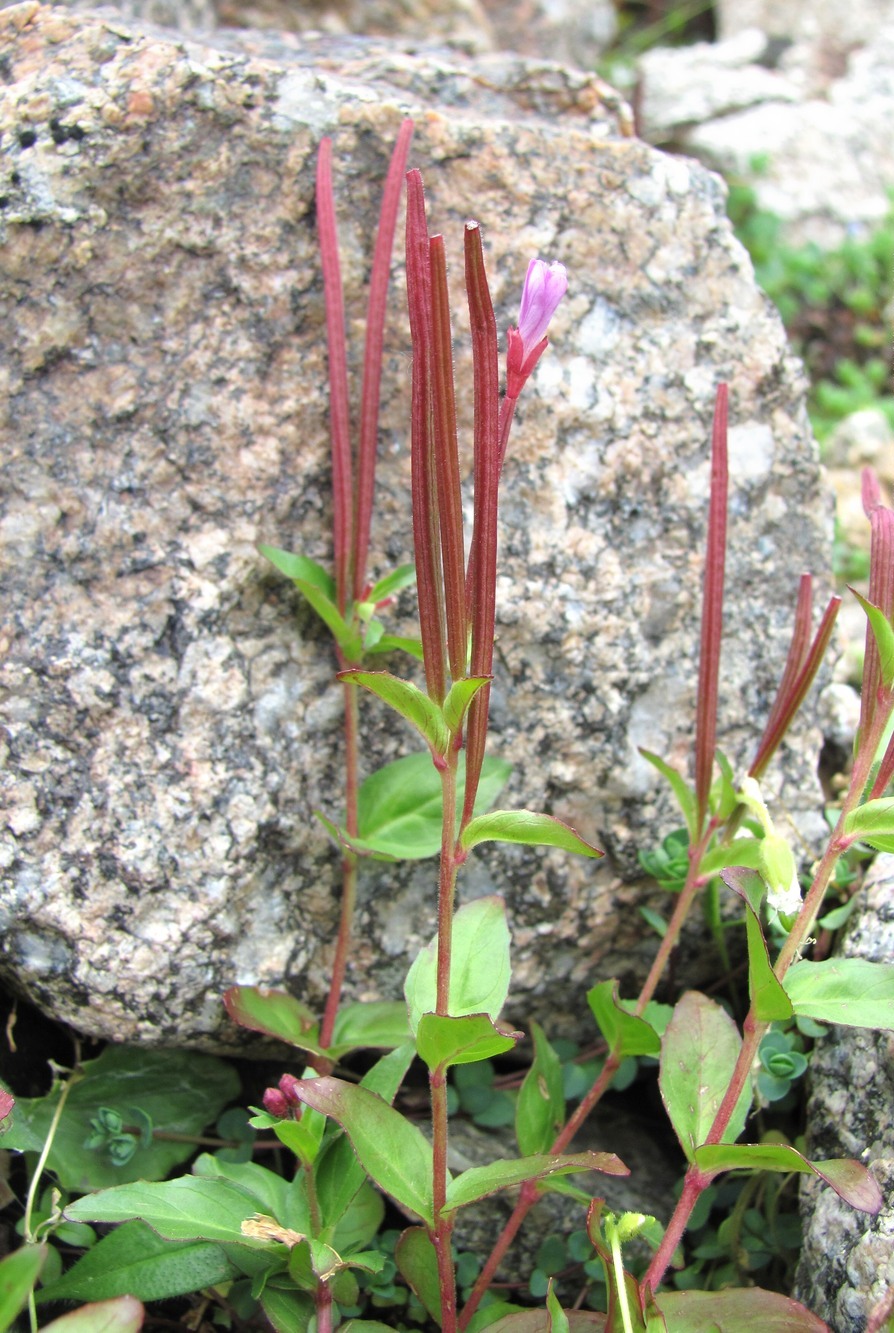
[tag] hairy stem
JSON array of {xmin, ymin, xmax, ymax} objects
[
  {"xmin": 431, "ymin": 1069, "xmax": 458, "ymax": 1333},
  {"xmin": 320, "ymin": 678, "xmax": 360, "ymax": 1051}
]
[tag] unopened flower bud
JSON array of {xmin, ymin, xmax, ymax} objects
[
  {"xmin": 278, "ymin": 1074, "xmax": 303, "ymax": 1109},
  {"xmin": 262, "ymin": 1087, "xmax": 289, "ymax": 1118}
]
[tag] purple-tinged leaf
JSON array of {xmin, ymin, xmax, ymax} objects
[
  {"xmin": 459, "ymin": 810, "xmax": 602, "ymax": 858},
  {"xmin": 40, "ymin": 1296, "xmax": 145, "ymax": 1333},
  {"xmin": 654, "ymin": 1287, "xmax": 829, "ymax": 1331},
  {"xmin": 289, "ymin": 1078, "xmax": 434, "ymax": 1225},
  {"xmin": 395, "ymin": 1227, "xmax": 441, "ymax": 1324},
  {"xmin": 693, "ymin": 1143, "xmax": 882, "ymax": 1213},
  {"xmin": 443, "ymin": 1150, "xmax": 627, "ymax": 1214},
  {"xmin": 659, "ymin": 991, "xmax": 752, "ymax": 1161},
  {"xmin": 694, "ymin": 384, "xmax": 729, "ymax": 834},
  {"xmin": 722, "ymin": 868, "xmax": 793, "ymax": 1022},
  {"xmin": 223, "ymin": 987, "xmax": 321, "ymax": 1055}
]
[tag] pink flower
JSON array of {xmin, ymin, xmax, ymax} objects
[
  {"xmin": 516, "ymin": 259, "xmax": 568, "ymax": 350},
  {"xmin": 506, "ymin": 258, "xmax": 567, "ymax": 399}
]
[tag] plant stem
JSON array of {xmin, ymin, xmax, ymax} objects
[
  {"xmin": 436, "ymin": 749, "xmax": 460, "ymax": 1015},
  {"xmin": 315, "ymin": 1279, "xmax": 334, "ymax": 1333},
  {"xmin": 431, "ymin": 750, "xmax": 461, "ymax": 1333},
  {"xmin": 320, "ymin": 678, "xmax": 360, "ymax": 1051},
  {"xmin": 641, "ymin": 702, "xmax": 891, "ymax": 1296},
  {"xmin": 431, "ymin": 1068, "xmax": 458, "ymax": 1333}
]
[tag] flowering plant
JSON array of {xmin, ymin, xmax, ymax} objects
[{"xmin": 8, "ymin": 123, "xmax": 894, "ymax": 1333}]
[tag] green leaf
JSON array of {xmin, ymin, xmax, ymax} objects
[
  {"xmin": 367, "ymin": 563, "xmax": 417, "ymax": 603},
  {"xmin": 365, "ymin": 634, "xmax": 425, "ymax": 661},
  {"xmin": 659, "ymin": 992, "xmax": 752, "ymax": 1161},
  {"xmin": 328, "ymin": 1001, "xmax": 411, "ymax": 1058},
  {"xmin": 850, "ymin": 587, "xmax": 894, "ymax": 689},
  {"xmin": 39, "ymin": 1297, "xmax": 145, "ymax": 1333},
  {"xmin": 443, "ymin": 677, "xmax": 491, "ymax": 734},
  {"xmin": 547, "ymin": 1281, "xmax": 570, "ymax": 1333},
  {"xmin": 258, "ymin": 546, "xmax": 336, "ymax": 600},
  {"xmin": 722, "ymin": 869, "xmax": 793, "ymax": 1022},
  {"xmin": 36, "ymin": 1221, "xmax": 237, "ymax": 1305},
  {"xmin": 296, "ymin": 580, "xmax": 361, "ymax": 659},
  {"xmin": 784, "ymin": 958, "xmax": 894, "ymax": 1028},
  {"xmin": 64, "ymin": 1177, "xmax": 280, "ymax": 1247},
  {"xmin": 639, "ymin": 750, "xmax": 697, "ymax": 839},
  {"xmin": 692, "ymin": 1144, "xmax": 882, "ymax": 1213},
  {"xmin": 655, "ymin": 1285, "xmax": 834, "ymax": 1330},
  {"xmin": 3, "ymin": 1048, "xmax": 239, "ymax": 1193},
  {"xmin": 338, "ymin": 670, "xmax": 449, "ymax": 755},
  {"xmin": 191, "ymin": 1154, "xmax": 311, "ymax": 1233},
  {"xmin": 287, "ymin": 1078, "xmax": 434, "ymax": 1226},
  {"xmin": 843, "ymin": 797, "xmax": 894, "ymax": 852},
  {"xmin": 460, "ymin": 810, "xmax": 602, "ymax": 858},
  {"xmin": 0, "ymin": 1245, "xmax": 45, "ymax": 1333},
  {"xmin": 404, "ymin": 895, "xmax": 511, "ymax": 1034},
  {"xmin": 697, "ymin": 837, "xmax": 763, "ymax": 879},
  {"xmin": 394, "ymin": 1227, "xmax": 441, "ymax": 1324},
  {"xmin": 260, "ymin": 1284, "xmax": 315, "ymax": 1333},
  {"xmin": 483, "ymin": 1315, "xmax": 606, "ymax": 1333},
  {"xmin": 443, "ymin": 1150, "xmax": 627, "ymax": 1214},
  {"xmin": 516, "ymin": 1022, "xmax": 565, "ymax": 1157},
  {"xmin": 353, "ymin": 752, "xmax": 511, "ymax": 860},
  {"xmin": 587, "ymin": 981, "xmax": 661, "ymax": 1058},
  {"xmin": 223, "ymin": 986, "xmax": 321, "ymax": 1055},
  {"xmin": 313, "ymin": 1045, "xmax": 415, "ymax": 1235},
  {"xmin": 416, "ymin": 1013, "xmax": 521, "ymax": 1071}
]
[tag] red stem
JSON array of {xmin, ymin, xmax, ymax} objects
[
  {"xmin": 352, "ymin": 119, "xmax": 414, "ymax": 601},
  {"xmin": 316, "ymin": 138, "xmax": 353, "ymax": 615},
  {"xmin": 319, "ymin": 678, "xmax": 359, "ymax": 1051},
  {"xmin": 694, "ymin": 384, "xmax": 728, "ymax": 834}
]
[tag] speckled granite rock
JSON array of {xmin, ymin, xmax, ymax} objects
[
  {"xmin": 795, "ymin": 854, "xmax": 894, "ymax": 1332},
  {"xmin": 0, "ymin": 3, "xmax": 834, "ymax": 1048}
]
